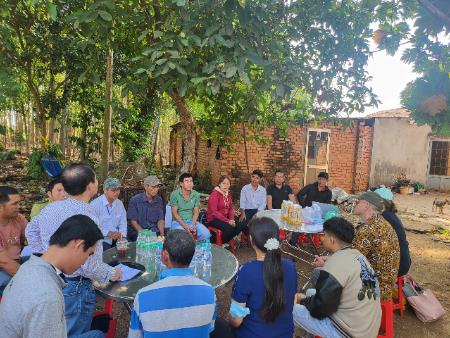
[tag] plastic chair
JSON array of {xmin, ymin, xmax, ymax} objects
[
  {"xmin": 93, "ymin": 299, "xmax": 117, "ymax": 338},
  {"xmin": 208, "ymin": 227, "xmax": 235, "ymax": 254},
  {"xmin": 378, "ymin": 301, "xmax": 394, "ymax": 338},
  {"xmin": 393, "ymin": 275, "xmax": 405, "ymax": 316},
  {"xmin": 40, "ymin": 154, "xmax": 63, "ymax": 178}
]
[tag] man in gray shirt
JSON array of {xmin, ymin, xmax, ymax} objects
[{"xmin": 0, "ymin": 215, "xmax": 105, "ymax": 338}]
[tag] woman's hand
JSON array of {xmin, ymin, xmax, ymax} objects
[{"xmin": 294, "ymin": 293, "xmax": 306, "ymax": 304}]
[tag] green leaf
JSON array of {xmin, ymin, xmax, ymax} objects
[
  {"xmin": 176, "ymin": 0, "xmax": 186, "ymax": 6},
  {"xmin": 98, "ymin": 10, "xmax": 112, "ymax": 22},
  {"xmin": 191, "ymin": 35, "xmax": 202, "ymax": 46},
  {"xmin": 168, "ymin": 50, "xmax": 180, "ymax": 58},
  {"xmin": 168, "ymin": 62, "xmax": 176, "ymax": 69},
  {"xmin": 156, "ymin": 58, "xmax": 168, "ymax": 65},
  {"xmin": 206, "ymin": 25, "xmax": 220, "ymax": 37},
  {"xmin": 175, "ymin": 64, "xmax": 187, "ymax": 75},
  {"xmin": 238, "ymin": 69, "xmax": 250, "ymax": 84},
  {"xmin": 225, "ymin": 65, "xmax": 237, "ymax": 78},
  {"xmin": 161, "ymin": 65, "xmax": 170, "ymax": 74},
  {"xmin": 179, "ymin": 83, "xmax": 187, "ymax": 96},
  {"xmin": 154, "ymin": 31, "xmax": 163, "ymax": 38},
  {"xmin": 138, "ymin": 30, "xmax": 149, "ymax": 42},
  {"xmin": 47, "ymin": 3, "xmax": 57, "ymax": 20},
  {"xmin": 190, "ymin": 77, "xmax": 207, "ymax": 85},
  {"xmin": 135, "ymin": 68, "xmax": 147, "ymax": 74},
  {"xmin": 276, "ymin": 85, "xmax": 285, "ymax": 97}
]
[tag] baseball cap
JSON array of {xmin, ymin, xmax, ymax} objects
[
  {"xmin": 375, "ymin": 187, "xmax": 393, "ymax": 201},
  {"xmin": 357, "ymin": 191, "xmax": 385, "ymax": 211},
  {"xmin": 144, "ymin": 175, "xmax": 162, "ymax": 186},
  {"xmin": 103, "ymin": 177, "xmax": 121, "ymax": 190},
  {"xmin": 318, "ymin": 172, "xmax": 329, "ymax": 180}
]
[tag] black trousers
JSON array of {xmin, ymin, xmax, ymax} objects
[
  {"xmin": 208, "ymin": 218, "xmax": 244, "ymax": 244},
  {"xmin": 210, "ymin": 318, "xmax": 235, "ymax": 338},
  {"xmin": 239, "ymin": 209, "xmax": 258, "ymax": 235}
]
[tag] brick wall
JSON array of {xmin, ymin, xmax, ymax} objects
[{"xmin": 171, "ymin": 120, "xmax": 373, "ymax": 194}]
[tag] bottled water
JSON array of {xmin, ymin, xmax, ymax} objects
[
  {"xmin": 155, "ymin": 241, "xmax": 163, "ymax": 275},
  {"xmin": 203, "ymin": 241, "xmax": 212, "ymax": 280}
]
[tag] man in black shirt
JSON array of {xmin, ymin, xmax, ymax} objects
[
  {"xmin": 291, "ymin": 172, "xmax": 332, "ymax": 246},
  {"xmin": 296, "ymin": 172, "xmax": 332, "ymax": 207},
  {"xmin": 266, "ymin": 170, "xmax": 296, "ymax": 209}
]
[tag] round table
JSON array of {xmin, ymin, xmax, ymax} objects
[
  {"xmin": 256, "ymin": 209, "xmax": 324, "ymax": 290},
  {"xmin": 95, "ymin": 242, "xmax": 239, "ymax": 305},
  {"xmin": 255, "ymin": 209, "xmax": 324, "ymax": 233}
]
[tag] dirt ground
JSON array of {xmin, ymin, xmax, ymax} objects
[{"xmin": 1, "ymin": 158, "xmax": 449, "ymax": 337}]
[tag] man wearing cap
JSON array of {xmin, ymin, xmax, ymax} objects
[
  {"xmin": 352, "ymin": 191, "xmax": 400, "ymax": 300},
  {"xmin": 127, "ymin": 176, "xmax": 165, "ymax": 241},
  {"xmin": 90, "ymin": 177, "xmax": 127, "ymax": 250},
  {"xmin": 296, "ymin": 172, "xmax": 332, "ymax": 208}
]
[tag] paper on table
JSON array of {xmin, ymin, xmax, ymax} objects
[{"xmin": 117, "ymin": 263, "xmax": 141, "ymax": 282}]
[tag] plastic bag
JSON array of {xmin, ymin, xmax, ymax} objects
[{"xmin": 302, "ymin": 204, "xmax": 323, "ymax": 225}]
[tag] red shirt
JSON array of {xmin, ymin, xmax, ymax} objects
[
  {"xmin": 0, "ymin": 214, "xmax": 27, "ymax": 260},
  {"xmin": 206, "ymin": 189, "xmax": 234, "ymax": 223}
]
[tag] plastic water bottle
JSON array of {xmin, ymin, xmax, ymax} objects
[
  {"xmin": 195, "ymin": 243, "xmax": 204, "ymax": 278},
  {"xmin": 155, "ymin": 241, "xmax": 163, "ymax": 274},
  {"xmin": 136, "ymin": 230, "xmax": 145, "ymax": 259},
  {"xmin": 203, "ymin": 241, "xmax": 212, "ymax": 280}
]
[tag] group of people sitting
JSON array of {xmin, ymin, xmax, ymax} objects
[{"xmin": 0, "ymin": 163, "xmax": 411, "ymax": 338}]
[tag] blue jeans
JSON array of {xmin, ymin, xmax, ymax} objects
[
  {"xmin": 293, "ymin": 304, "xmax": 341, "ymax": 338},
  {"xmin": 0, "ymin": 256, "xmax": 30, "ymax": 295},
  {"xmin": 171, "ymin": 220, "xmax": 211, "ymax": 240},
  {"xmin": 0, "ymin": 270, "xmax": 12, "ymax": 296},
  {"xmin": 75, "ymin": 331, "xmax": 104, "ymax": 338},
  {"xmin": 63, "ymin": 279, "xmax": 97, "ymax": 337}
]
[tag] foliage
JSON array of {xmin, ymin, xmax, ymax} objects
[
  {"xmin": 0, "ymin": 150, "xmax": 17, "ymax": 161},
  {"xmin": 397, "ymin": 0, "xmax": 449, "ymax": 135},
  {"xmin": 194, "ymin": 170, "xmax": 213, "ymax": 194},
  {"xmin": 26, "ymin": 143, "xmax": 64, "ymax": 179}
]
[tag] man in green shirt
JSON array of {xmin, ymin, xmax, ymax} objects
[
  {"xmin": 30, "ymin": 178, "xmax": 66, "ymax": 219},
  {"xmin": 169, "ymin": 173, "xmax": 211, "ymax": 240}
]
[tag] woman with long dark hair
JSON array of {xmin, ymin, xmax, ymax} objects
[{"xmin": 228, "ymin": 217, "xmax": 297, "ymax": 338}]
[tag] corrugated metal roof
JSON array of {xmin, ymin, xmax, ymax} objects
[{"xmin": 367, "ymin": 108, "xmax": 410, "ymax": 118}]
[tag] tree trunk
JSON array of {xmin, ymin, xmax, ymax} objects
[
  {"xmin": 169, "ymin": 92, "xmax": 197, "ymax": 174},
  {"xmin": 23, "ymin": 107, "xmax": 29, "ymax": 154},
  {"xmin": 49, "ymin": 117, "xmax": 56, "ymax": 144},
  {"xmin": 59, "ymin": 105, "xmax": 68, "ymax": 159},
  {"xmin": 99, "ymin": 48, "xmax": 114, "ymax": 182},
  {"xmin": 241, "ymin": 123, "xmax": 250, "ymax": 174}
]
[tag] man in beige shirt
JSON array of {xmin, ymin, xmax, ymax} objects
[{"xmin": 293, "ymin": 217, "xmax": 381, "ymax": 338}]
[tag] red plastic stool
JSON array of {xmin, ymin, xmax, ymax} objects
[
  {"xmin": 279, "ymin": 229, "xmax": 286, "ymax": 240},
  {"xmin": 393, "ymin": 275, "xmax": 405, "ymax": 316},
  {"xmin": 208, "ymin": 227, "xmax": 235, "ymax": 254},
  {"xmin": 93, "ymin": 299, "xmax": 117, "ymax": 338},
  {"xmin": 378, "ymin": 301, "xmax": 394, "ymax": 338}
]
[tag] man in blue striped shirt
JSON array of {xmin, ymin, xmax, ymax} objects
[{"xmin": 129, "ymin": 229, "xmax": 216, "ymax": 338}]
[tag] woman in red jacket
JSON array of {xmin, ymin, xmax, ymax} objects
[{"xmin": 207, "ymin": 176, "xmax": 243, "ymax": 244}]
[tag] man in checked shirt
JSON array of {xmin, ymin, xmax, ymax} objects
[{"xmin": 26, "ymin": 163, "xmax": 122, "ymax": 337}]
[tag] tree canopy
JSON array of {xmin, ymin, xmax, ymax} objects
[{"xmin": 0, "ymin": 0, "xmax": 449, "ymax": 172}]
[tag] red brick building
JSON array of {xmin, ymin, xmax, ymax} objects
[{"xmin": 170, "ymin": 119, "xmax": 374, "ymax": 194}]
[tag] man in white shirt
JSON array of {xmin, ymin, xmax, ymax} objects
[
  {"xmin": 90, "ymin": 177, "xmax": 127, "ymax": 250},
  {"xmin": 238, "ymin": 169, "xmax": 267, "ymax": 234}
]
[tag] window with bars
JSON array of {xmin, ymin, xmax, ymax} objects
[{"xmin": 429, "ymin": 141, "xmax": 450, "ymax": 176}]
